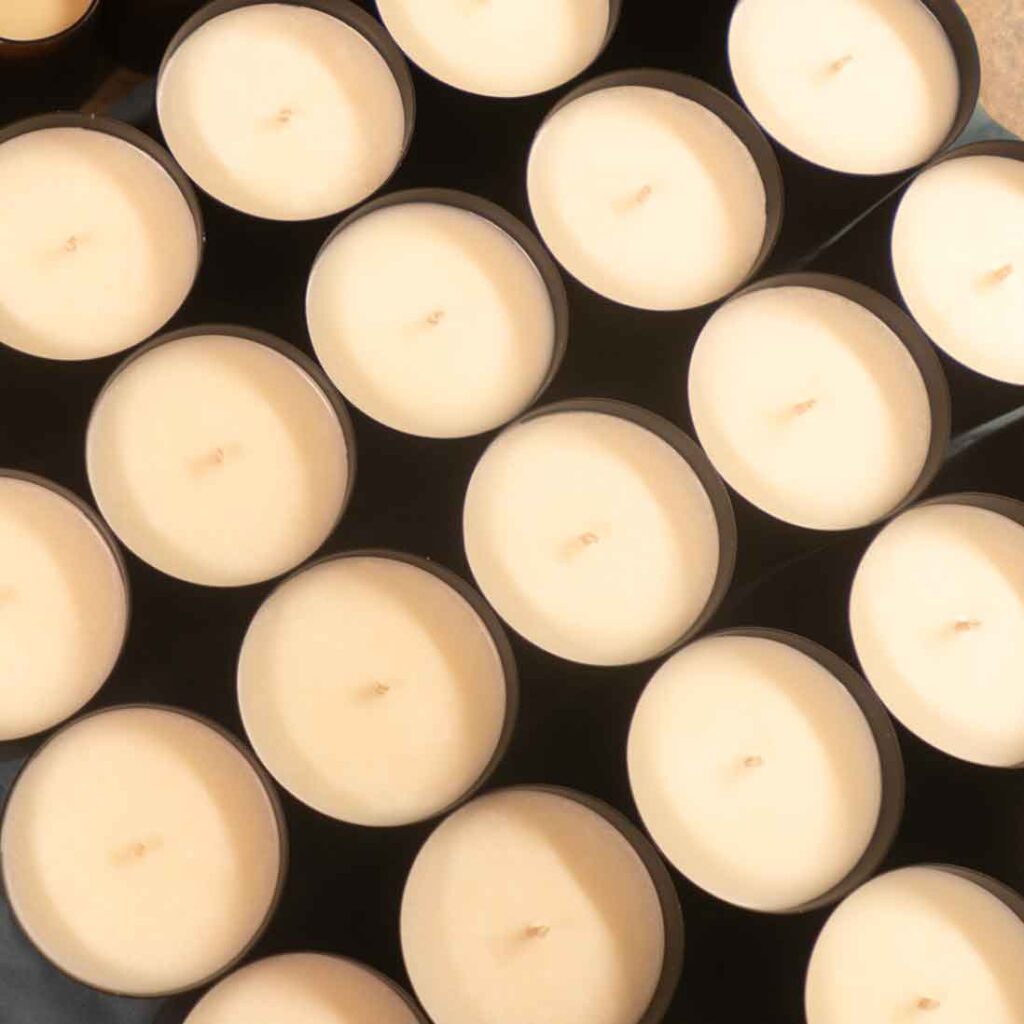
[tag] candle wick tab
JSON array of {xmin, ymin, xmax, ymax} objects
[
  {"xmin": 954, "ymin": 618, "xmax": 981, "ymax": 633},
  {"xmin": 742, "ymin": 755, "xmax": 764, "ymax": 769},
  {"xmin": 916, "ymin": 997, "xmax": 940, "ymax": 1011},
  {"xmin": 525, "ymin": 923, "xmax": 550, "ymax": 938},
  {"xmin": 829, "ymin": 54, "xmax": 853, "ymax": 73}
]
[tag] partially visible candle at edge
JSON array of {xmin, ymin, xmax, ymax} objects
[
  {"xmin": 0, "ymin": 0, "xmax": 91, "ymax": 42},
  {"xmin": 401, "ymin": 788, "xmax": 668, "ymax": 1024},
  {"xmin": 157, "ymin": 2, "xmax": 407, "ymax": 220},
  {"xmin": 1, "ymin": 706, "xmax": 283, "ymax": 996},
  {"xmin": 0, "ymin": 476, "xmax": 127, "ymax": 742},
  {"xmin": 527, "ymin": 83, "xmax": 769, "ymax": 311},
  {"xmin": 728, "ymin": 0, "xmax": 961, "ymax": 174},
  {"xmin": 688, "ymin": 284, "xmax": 934, "ymax": 530},
  {"xmin": 892, "ymin": 154, "xmax": 1024, "ymax": 383},
  {"xmin": 185, "ymin": 953, "xmax": 421, "ymax": 1024},
  {"xmin": 628, "ymin": 633, "xmax": 884, "ymax": 912},
  {"xmin": 805, "ymin": 867, "xmax": 1024, "ymax": 1024},
  {"xmin": 376, "ymin": 0, "xmax": 611, "ymax": 98}
]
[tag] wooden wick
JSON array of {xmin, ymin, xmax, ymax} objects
[
  {"xmin": 373, "ymin": 682, "xmax": 391, "ymax": 696},
  {"xmin": 829, "ymin": 54, "xmax": 853, "ymax": 73},
  {"xmin": 63, "ymin": 236, "xmax": 79, "ymax": 253},
  {"xmin": 792, "ymin": 398, "xmax": 817, "ymax": 416},
  {"xmin": 275, "ymin": 107, "xmax": 294, "ymax": 124},
  {"xmin": 916, "ymin": 997, "xmax": 940, "ymax": 1011},
  {"xmin": 991, "ymin": 263, "xmax": 1014, "ymax": 284},
  {"xmin": 578, "ymin": 531, "xmax": 600, "ymax": 547},
  {"xmin": 635, "ymin": 184, "xmax": 653, "ymax": 204},
  {"xmin": 525, "ymin": 924, "xmax": 550, "ymax": 938},
  {"xmin": 426, "ymin": 310, "xmax": 446, "ymax": 326},
  {"xmin": 742, "ymin": 755, "xmax": 764, "ymax": 769},
  {"xmin": 954, "ymin": 618, "xmax": 981, "ymax": 633}
]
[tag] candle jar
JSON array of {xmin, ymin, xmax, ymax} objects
[
  {"xmin": 805, "ymin": 865, "xmax": 1024, "ymax": 1024},
  {"xmin": 526, "ymin": 69, "xmax": 783, "ymax": 311},
  {"xmin": 1, "ymin": 704, "xmax": 288, "ymax": 997},
  {"xmin": 0, "ymin": 112, "xmax": 204, "ymax": 361},
  {"xmin": 628, "ymin": 627, "xmax": 904, "ymax": 915},
  {"xmin": 400, "ymin": 784, "xmax": 684, "ymax": 1024},
  {"xmin": 307, "ymin": 188, "xmax": 569, "ymax": 438},
  {"xmin": 375, "ymin": 0, "xmax": 622, "ymax": 98},
  {"xmin": 157, "ymin": 0, "xmax": 416, "ymax": 221},
  {"xmin": 463, "ymin": 398, "xmax": 737, "ymax": 667},
  {"xmin": 237, "ymin": 548, "xmax": 518, "ymax": 827},
  {"xmin": 688, "ymin": 272, "xmax": 950, "ymax": 586},
  {"xmin": 0, "ymin": 0, "xmax": 103, "ymax": 121},
  {"xmin": 86, "ymin": 324, "xmax": 357, "ymax": 587},
  {"xmin": 0, "ymin": 469, "xmax": 129, "ymax": 761}
]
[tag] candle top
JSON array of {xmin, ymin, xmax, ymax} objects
[
  {"xmin": 728, "ymin": 0, "xmax": 961, "ymax": 174},
  {"xmin": 1, "ymin": 707, "xmax": 283, "ymax": 996},
  {"xmin": 527, "ymin": 84, "xmax": 769, "ymax": 310},
  {"xmin": 157, "ymin": 3, "xmax": 407, "ymax": 220},
  {"xmin": 0, "ymin": 125, "xmax": 199, "ymax": 360},
  {"xmin": 689, "ymin": 284, "xmax": 934, "ymax": 530},
  {"xmin": 806, "ymin": 867, "xmax": 1024, "ymax": 1024},
  {"xmin": 628, "ymin": 633, "xmax": 884, "ymax": 912},
  {"xmin": 892, "ymin": 154, "xmax": 1024, "ymax": 384},
  {"xmin": 376, "ymin": 0, "xmax": 611, "ymax": 98},
  {"xmin": 185, "ymin": 953, "xmax": 421, "ymax": 1024},
  {"xmin": 0, "ymin": 0, "xmax": 92, "ymax": 42},
  {"xmin": 850, "ymin": 500, "xmax": 1024, "ymax": 766}
]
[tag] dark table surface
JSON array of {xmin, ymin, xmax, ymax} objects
[{"xmin": 1, "ymin": 3, "xmax": 1021, "ymax": 1024}]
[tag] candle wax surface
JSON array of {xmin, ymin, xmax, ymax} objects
[
  {"xmin": 86, "ymin": 333, "xmax": 350, "ymax": 587},
  {"xmin": 401, "ymin": 789, "xmax": 666, "ymax": 1024},
  {"xmin": 628, "ymin": 634, "xmax": 883, "ymax": 912},
  {"xmin": 806, "ymin": 867, "xmax": 1024, "ymax": 1024},
  {"xmin": 157, "ymin": 3, "xmax": 406, "ymax": 220},
  {"xmin": 851, "ymin": 501, "xmax": 1024, "ymax": 766},
  {"xmin": 0, "ymin": 0, "xmax": 90, "ymax": 41},
  {"xmin": 527, "ymin": 85, "xmax": 768, "ymax": 310},
  {"xmin": 307, "ymin": 201, "xmax": 556, "ymax": 438},
  {"xmin": 463, "ymin": 410, "xmax": 722, "ymax": 666},
  {"xmin": 1, "ymin": 707, "xmax": 283, "ymax": 996},
  {"xmin": 892, "ymin": 155, "xmax": 1024, "ymax": 383},
  {"xmin": 375, "ymin": 0, "xmax": 610, "ymax": 98},
  {"xmin": 238, "ymin": 556, "xmax": 508, "ymax": 827},
  {"xmin": 0, "ymin": 477, "xmax": 126, "ymax": 741},
  {"xmin": 729, "ymin": 0, "xmax": 960, "ymax": 174},
  {"xmin": 0, "ymin": 127, "xmax": 199, "ymax": 360},
  {"xmin": 689, "ymin": 285, "xmax": 933, "ymax": 530},
  {"xmin": 185, "ymin": 954, "xmax": 420, "ymax": 1024}
]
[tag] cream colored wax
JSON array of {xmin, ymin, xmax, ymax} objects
[
  {"xmin": 0, "ymin": 0, "xmax": 91, "ymax": 41},
  {"xmin": 401, "ymin": 788, "xmax": 667, "ymax": 1024},
  {"xmin": 157, "ymin": 3, "xmax": 407, "ymax": 220},
  {"xmin": 238, "ymin": 555, "xmax": 508, "ymax": 826},
  {"xmin": 0, "ymin": 126, "xmax": 199, "ymax": 359},
  {"xmin": 892, "ymin": 155, "xmax": 1024, "ymax": 383},
  {"xmin": 851, "ymin": 499, "xmax": 1024, "ymax": 766},
  {"xmin": 185, "ymin": 953, "xmax": 422, "ymax": 1024},
  {"xmin": 689, "ymin": 284, "xmax": 934, "ymax": 530},
  {"xmin": 0, "ymin": 476, "xmax": 127, "ymax": 741},
  {"xmin": 463, "ymin": 409, "xmax": 723, "ymax": 666},
  {"xmin": 1, "ymin": 707, "xmax": 283, "ymax": 996},
  {"xmin": 376, "ymin": 0, "xmax": 610, "ymax": 97},
  {"xmin": 86, "ymin": 332, "xmax": 350, "ymax": 587},
  {"xmin": 527, "ymin": 84, "xmax": 768, "ymax": 310},
  {"xmin": 307, "ymin": 200, "xmax": 556, "ymax": 438},
  {"xmin": 628, "ymin": 634, "xmax": 883, "ymax": 912},
  {"xmin": 806, "ymin": 867, "xmax": 1024, "ymax": 1024},
  {"xmin": 729, "ymin": 0, "xmax": 961, "ymax": 174}
]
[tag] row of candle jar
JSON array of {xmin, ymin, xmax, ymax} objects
[
  {"xmin": 6, "ymin": 620, "xmax": 1024, "ymax": 1024},
  {"xmin": 1, "ymin": 0, "xmax": 983, "ymax": 177}
]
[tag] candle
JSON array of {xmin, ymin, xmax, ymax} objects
[
  {"xmin": 850, "ymin": 494, "xmax": 1024, "ymax": 766},
  {"xmin": 0, "ymin": 115, "xmax": 201, "ymax": 360},
  {"xmin": 157, "ymin": 0, "xmax": 412, "ymax": 221},
  {"xmin": 86, "ymin": 327, "xmax": 353, "ymax": 587},
  {"xmin": 306, "ymin": 191, "xmax": 565, "ymax": 438},
  {"xmin": 238, "ymin": 552, "xmax": 514, "ymax": 826},
  {"xmin": 805, "ymin": 866, "xmax": 1024, "ymax": 1024},
  {"xmin": 1, "ymin": 706, "xmax": 285, "ymax": 996},
  {"xmin": 463, "ymin": 401, "xmax": 735, "ymax": 666},
  {"xmin": 0, "ymin": 473, "xmax": 128, "ymax": 743},
  {"xmin": 184, "ymin": 953, "xmax": 425, "ymax": 1024},
  {"xmin": 728, "ymin": 0, "xmax": 965, "ymax": 174},
  {"xmin": 0, "ymin": 0, "xmax": 93, "ymax": 42},
  {"xmin": 627, "ymin": 630, "xmax": 902, "ymax": 913},
  {"xmin": 526, "ymin": 72, "xmax": 781, "ymax": 311},
  {"xmin": 375, "ymin": 0, "xmax": 616, "ymax": 98},
  {"xmin": 400, "ymin": 787, "xmax": 682, "ymax": 1024},
  {"xmin": 892, "ymin": 146, "xmax": 1024, "ymax": 383},
  {"xmin": 688, "ymin": 277, "xmax": 946, "ymax": 530}
]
